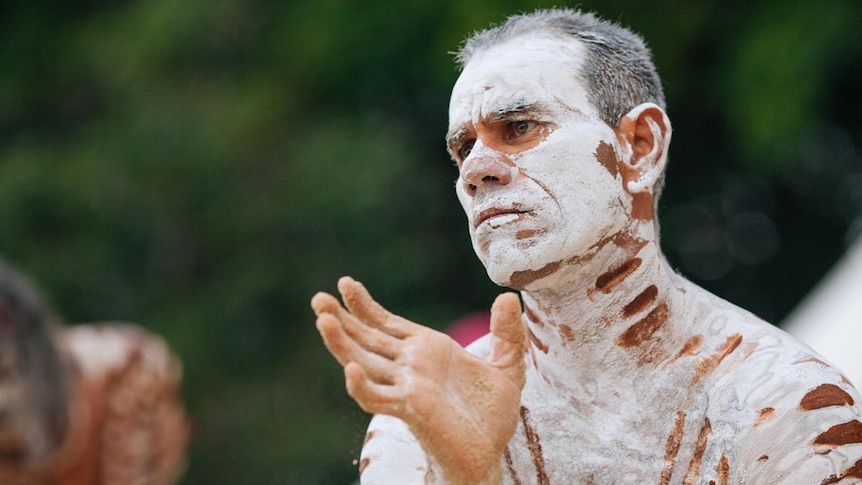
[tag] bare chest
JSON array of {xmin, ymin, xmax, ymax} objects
[{"xmin": 501, "ymin": 368, "xmax": 735, "ymax": 484}]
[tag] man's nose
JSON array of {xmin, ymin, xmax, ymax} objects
[{"xmin": 460, "ymin": 149, "xmax": 514, "ymax": 196}]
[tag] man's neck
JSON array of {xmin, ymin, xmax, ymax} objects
[{"xmin": 517, "ymin": 221, "xmax": 690, "ymax": 393}]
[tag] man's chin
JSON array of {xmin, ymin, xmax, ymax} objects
[
  {"xmin": 483, "ymin": 259, "xmax": 563, "ymax": 291},
  {"xmin": 477, "ymin": 238, "xmax": 559, "ymax": 286}
]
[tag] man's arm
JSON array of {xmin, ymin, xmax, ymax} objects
[{"xmin": 311, "ymin": 277, "xmax": 527, "ymax": 484}]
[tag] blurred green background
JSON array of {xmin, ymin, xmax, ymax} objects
[{"xmin": 1, "ymin": 0, "xmax": 860, "ymax": 483}]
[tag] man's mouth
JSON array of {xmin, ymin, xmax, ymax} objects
[{"xmin": 474, "ymin": 207, "xmax": 529, "ymax": 228}]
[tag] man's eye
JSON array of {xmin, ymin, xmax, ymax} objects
[
  {"xmin": 509, "ymin": 120, "xmax": 537, "ymax": 138},
  {"xmin": 458, "ymin": 140, "xmax": 475, "ymax": 160}
]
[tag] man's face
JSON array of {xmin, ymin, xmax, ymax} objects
[{"xmin": 447, "ymin": 34, "xmax": 630, "ymax": 290}]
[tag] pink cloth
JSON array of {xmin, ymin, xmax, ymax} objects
[{"xmin": 445, "ymin": 311, "xmax": 491, "ymax": 347}]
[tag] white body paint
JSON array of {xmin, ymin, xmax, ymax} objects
[{"xmin": 354, "ymin": 27, "xmax": 862, "ymax": 485}]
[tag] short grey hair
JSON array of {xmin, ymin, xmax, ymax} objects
[{"xmin": 456, "ymin": 8, "xmax": 666, "ymax": 128}]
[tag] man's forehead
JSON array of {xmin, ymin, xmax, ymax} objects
[{"xmin": 447, "ymin": 34, "xmax": 592, "ymax": 131}]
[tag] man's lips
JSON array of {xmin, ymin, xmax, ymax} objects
[{"xmin": 474, "ymin": 207, "xmax": 529, "ymax": 228}]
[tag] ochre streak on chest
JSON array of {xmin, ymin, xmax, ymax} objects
[
  {"xmin": 527, "ymin": 327, "xmax": 549, "ymax": 354},
  {"xmin": 714, "ymin": 454, "xmax": 730, "ymax": 485},
  {"xmin": 523, "ymin": 304, "xmax": 544, "ymax": 329},
  {"xmin": 503, "ymin": 447, "xmax": 522, "ymax": 485},
  {"xmin": 799, "ymin": 384, "xmax": 855, "ymax": 411},
  {"xmin": 660, "ymin": 411, "xmax": 687, "ymax": 485},
  {"xmin": 683, "ymin": 417, "xmax": 712, "ymax": 485},
  {"xmin": 519, "ymin": 406, "xmax": 549, "ymax": 485}
]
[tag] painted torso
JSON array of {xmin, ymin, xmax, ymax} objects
[{"xmin": 493, "ymin": 280, "xmax": 861, "ymax": 484}]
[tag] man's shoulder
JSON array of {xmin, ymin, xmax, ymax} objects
[
  {"xmin": 706, "ymin": 313, "xmax": 860, "ymax": 416},
  {"xmin": 679, "ymin": 281, "xmax": 860, "ymax": 405}
]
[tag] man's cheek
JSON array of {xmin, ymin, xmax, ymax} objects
[{"xmin": 455, "ymin": 180, "xmax": 472, "ymax": 212}]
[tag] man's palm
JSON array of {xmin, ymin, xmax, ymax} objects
[{"xmin": 312, "ymin": 277, "xmax": 527, "ymax": 484}]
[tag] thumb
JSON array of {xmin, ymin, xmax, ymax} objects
[{"xmin": 488, "ymin": 292, "xmax": 526, "ymax": 388}]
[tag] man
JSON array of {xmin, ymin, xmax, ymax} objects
[
  {"xmin": 0, "ymin": 261, "xmax": 189, "ymax": 485},
  {"xmin": 312, "ymin": 8, "xmax": 862, "ymax": 484}
]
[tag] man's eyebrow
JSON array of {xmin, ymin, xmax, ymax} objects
[
  {"xmin": 488, "ymin": 101, "xmax": 543, "ymax": 121},
  {"xmin": 445, "ymin": 128, "xmax": 467, "ymax": 150}
]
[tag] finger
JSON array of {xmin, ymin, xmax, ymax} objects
[
  {"xmin": 344, "ymin": 362, "xmax": 406, "ymax": 417},
  {"xmin": 310, "ymin": 291, "xmax": 342, "ymax": 316},
  {"xmin": 317, "ymin": 291, "xmax": 402, "ymax": 359},
  {"xmin": 338, "ymin": 277, "xmax": 414, "ymax": 338},
  {"xmin": 314, "ymin": 286, "xmax": 402, "ymax": 357},
  {"xmin": 336, "ymin": 309, "xmax": 402, "ymax": 361},
  {"xmin": 488, "ymin": 293, "xmax": 527, "ymax": 387},
  {"xmin": 316, "ymin": 314, "xmax": 398, "ymax": 383}
]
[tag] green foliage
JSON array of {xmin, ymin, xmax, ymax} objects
[{"xmin": 0, "ymin": 0, "xmax": 859, "ymax": 483}]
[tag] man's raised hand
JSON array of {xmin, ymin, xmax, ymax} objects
[{"xmin": 311, "ymin": 276, "xmax": 527, "ymax": 484}]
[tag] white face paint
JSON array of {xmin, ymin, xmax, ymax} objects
[{"xmin": 447, "ymin": 34, "xmax": 631, "ymax": 289}]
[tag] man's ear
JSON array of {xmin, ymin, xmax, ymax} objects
[{"xmin": 614, "ymin": 103, "xmax": 671, "ymax": 194}]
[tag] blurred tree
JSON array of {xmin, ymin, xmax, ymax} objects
[{"xmin": 0, "ymin": 0, "xmax": 859, "ymax": 483}]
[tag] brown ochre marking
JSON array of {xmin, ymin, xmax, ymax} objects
[
  {"xmin": 504, "ymin": 447, "xmax": 523, "ymax": 485},
  {"xmin": 616, "ymin": 302, "xmax": 669, "ymax": 349},
  {"xmin": 516, "ymin": 229, "xmax": 542, "ymax": 240},
  {"xmin": 577, "ymin": 232, "xmax": 648, "ymax": 292},
  {"xmin": 558, "ymin": 324, "xmax": 576, "ymax": 343},
  {"xmin": 623, "ymin": 284, "xmax": 658, "ymax": 318},
  {"xmin": 358, "ymin": 430, "xmax": 376, "ymax": 475},
  {"xmin": 754, "ymin": 407, "xmax": 775, "ymax": 426},
  {"xmin": 758, "ymin": 455, "xmax": 769, "ymax": 462},
  {"xmin": 359, "ymin": 457, "xmax": 370, "ymax": 476},
  {"xmin": 683, "ymin": 417, "xmax": 712, "ymax": 485},
  {"xmin": 714, "ymin": 454, "xmax": 730, "ymax": 485},
  {"xmin": 527, "ymin": 326, "xmax": 549, "ymax": 354},
  {"xmin": 594, "ymin": 141, "xmax": 619, "ymax": 178},
  {"xmin": 510, "ymin": 261, "xmax": 562, "ymax": 289},
  {"xmin": 694, "ymin": 334, "xmax": 743, "ymax": 381},
  {"xmin": 629, "ymin": 192, "xmax": 654, "ymax": 221},
  {"xmin": 523, "ymin": 304, "xmax": 544, "ymax": 329},
  {"xmin": 800, "ymin": 384, "xmax": 855, "ymax": 411},
  {"xmin": 596, "ymin": 258, "xmax": 642, "ymax": 294},
  {"xmin": 820, "ymin": 458, "xmax": 862, "ymax": 484},
  {"xmin": 612, "ymin": 229, "xmax": 649, "ymax": 256},
  {"xmin": 660, "ymin": 411, "xmax": 686, "ymax": 485},
  {"xmin": 813, "ymin": 420, "xmax": 862, "ymax": 446},
  {"xmin": 663, "ymin": 335, "xmax": 704, "ymax": 370},
  {"xmin": 676, "ymin": 335, "xmax": 703, "ymax": 360},
  {"xmin": 520, "ymin": 406, "xmax": 550, "ymax": 485}
]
